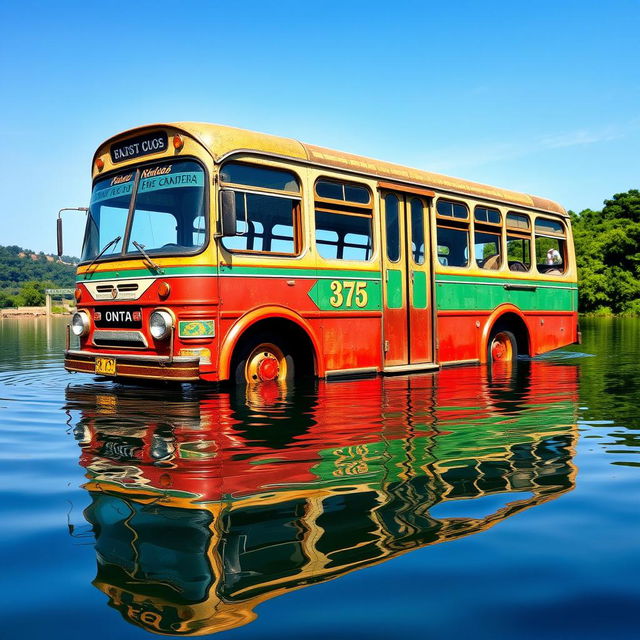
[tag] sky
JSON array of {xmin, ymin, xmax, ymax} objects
[{"xmin": 1, "ymin": 0, "xmax": 639, "ymax": 256}]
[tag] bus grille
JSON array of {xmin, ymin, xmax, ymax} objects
[
  {"xmin": 93, "ymin": 330, "xmax": 148, "ymax": 349},
  {"xmin": 96, "ymin": 283, "xmax": 140, "ymax": 294}
]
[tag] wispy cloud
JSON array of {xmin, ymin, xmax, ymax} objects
[{"xmin": 417, "ymin": 120, "xmax": 639, "ymax": 173}]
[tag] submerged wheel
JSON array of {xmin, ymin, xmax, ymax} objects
[
  {"xmin": 488, "ymin": 329, "xmax": 517, "ymax": 363},
  {"xmin": 233, "ymin": 337, "xmax": 295, "ymax": 384}
]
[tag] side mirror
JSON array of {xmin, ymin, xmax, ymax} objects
[
  {"xmin": 57, "ymin": 218, "xmax": 63, "ymax": 257},
  {"xmin": 57, "ymin": 207, "xmax": 88, "ymax": 257},
  {"xmin": 220, "ymin": 189, "xmax": 237, "ymax": 237}
]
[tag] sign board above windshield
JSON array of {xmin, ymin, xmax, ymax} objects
[{"xmin": 110, "ymin": 132, "xmax": 168, "ymax": 163}]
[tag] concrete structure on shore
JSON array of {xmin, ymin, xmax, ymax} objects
[{"xmin": 0, "ymin": 306, "xmax": 48, "ymax": 317}]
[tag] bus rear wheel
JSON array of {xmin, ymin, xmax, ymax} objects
[
  {"xmin": 234, "ymin": 339, "xmax": 295, "ymax": 384},
  {"xmin": 488, "ymin": 329, "xmax": 517, "ymax": 363}
]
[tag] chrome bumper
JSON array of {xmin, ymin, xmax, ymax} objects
[{"xmin": 64, "ymin": 349, "xmax": 201, "ymax": 381}]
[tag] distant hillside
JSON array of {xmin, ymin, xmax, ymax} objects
[{"xmin": 0, "ymin": 245, "xmax": 78, "ymax": 307}]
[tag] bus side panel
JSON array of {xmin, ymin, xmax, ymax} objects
[
  {"xmin": 215, "ymin": 273, "xmax": 383, "ymax": 377},
  {"xmin": 526, "ymin": 311, "xmax": 579, "ymax": 355},
  {"xmin": 435, "ymin": 274, "xmax": 578, "ymax": 363},
  {"xmin": 319, "ymin": 315, "xmax": 382, "ymax": 372},
  {"xmin": 436, "ymin": 313, "xmax": 484, "ymax": 362}
]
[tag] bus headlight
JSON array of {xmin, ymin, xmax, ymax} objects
[
  {"xmin": 149, "ymin": 309, "xmax": 173, "ymax": 340},
  {"xmin": 71, "ymin": 311, "xmax": 90, "ymax": 337}
]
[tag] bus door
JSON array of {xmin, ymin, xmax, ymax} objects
[{"xmin": 380, "ymin": 188, "xmax": 434, "ymax": 367}]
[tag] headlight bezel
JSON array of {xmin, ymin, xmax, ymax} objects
[
  {"xmin": 71, "ymin": 310, "xmax": 90, "ymax": 337},
  {"xmin": 149, "ymin": 309, "xmax": 174, "ymax": 340}
]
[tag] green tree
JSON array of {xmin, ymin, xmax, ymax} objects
[{"xmin": 572, "ymin": 189, "xmax": 640, "ymax": 314}]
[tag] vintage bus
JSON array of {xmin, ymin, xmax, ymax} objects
[
  {"xmin": 60, "ymin": 123, "xmax": 579, "ymax": 383},
  {"xmin": 68, "ymin": 362, "xmax": 579, "ymax": 635}
]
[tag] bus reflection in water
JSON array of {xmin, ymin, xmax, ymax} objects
[{"xmin": 66, "ymin": 361, "xmax": 579, "ymax": 636}]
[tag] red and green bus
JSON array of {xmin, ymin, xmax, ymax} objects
[{"xmin": 60, "ymin": 123, "xmax": 578, "ymax": 383}]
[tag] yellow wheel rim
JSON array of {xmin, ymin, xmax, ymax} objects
[
  {"xmin": 490, "ymin": 332, "xmax": 514, "ymax": 362},
  {"xmin": 245, "ymin": 343, "xmax": 288, "ymax": 383}
]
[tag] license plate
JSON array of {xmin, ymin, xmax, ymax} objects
[{"xmin": 95, "ymin": 357, "xmax": 116, "ymax": 376}]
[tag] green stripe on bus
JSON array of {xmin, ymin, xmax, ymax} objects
[
  {"xmin": 219, "ymin": 265, "xmax": 382, "ymax": 280},
  {"xmin": 78, "ymin": 264, "xmax": 384, "ymax": 282},
  {"xmin": 435, "ymin": 273, "xmax": 577, "ymax": 288},
  {"xmin": 78, "ymin": 265, "xmax": 218, "ymax": 281},
  {"xmin": 435, "ymin": 279, "xmax": 575, "ymax": 311}
]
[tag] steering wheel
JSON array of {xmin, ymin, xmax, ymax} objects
[{"xmin": 509, "ymin": 261, "xmax": 528, "ymax": 272}]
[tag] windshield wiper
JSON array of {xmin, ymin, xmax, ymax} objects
[
  {"xmin": 132, "ymin": 240, "xmax": 163, "ymax": 273},
  {"xmin": 83, "ymin": 236, "xmax": 121, "ymax": 279}
]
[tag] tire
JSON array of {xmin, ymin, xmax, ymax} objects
[
  {"xmin": 488, "ymin": 329, "xmax": 517, "ymax": 364},
  {"xmin": 232, "ymin": 335, "xmax": 295, "ymax": 384}
]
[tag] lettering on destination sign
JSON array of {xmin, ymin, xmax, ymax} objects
[{"xmin": 110, "ymin": 132, "xmax": 168, "ymax": 163}]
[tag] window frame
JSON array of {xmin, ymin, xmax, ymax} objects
[
  {"xmin": 534, "ymin": 216, "xmax": 568, "ymax": 275},
  {"xmin": 505, "ymin": 212, "xmax": 532, "ymax": 273},
  {"xmin": 436, "ymin": 198, "xmax": 470, "ymax": 270},
  {"xmin": 219, "ymin": 161, "xmax": 303, "ymax": 257},
  {"xmin": 313, "ymin": 176, "xmax": 375, "ymax": 263},
  {"xmin": 474, "ymin": 205, "xmax": 502, "ymax": 227},
  {"xmin": 409, "ymin": 196, "xmax": 426, "ymax": 266},
  {"xmin": 80, "ymin": 156, "xmax": 210, "ymax": 266},
  {"xmin": 473, "ymin": 227, "xmax": 503, "ymax": 270},
  {"xmin": 436, "ymin": 223, "xmax": 470, "ymax": 269},
  {"xmin": 384, "ymin": 193, "xmax": 401, "ymax": 263},
  {"xmin": 436, "ymin": 198, "xmax": 470, "ymax": 221}
]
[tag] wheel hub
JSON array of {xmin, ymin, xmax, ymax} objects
[
  {"xmin": 490, "ymin": 332, "xmax": 513, "ymax": 362},
  {"xmin": 492, "ymin": 341, "xmax": 506, "ymax": 360},
  {"xmin": 245, "ymin": 343, "xmax": 287, "ymax": 383},
  {"xmin": 257, "ymin": 354, "xmax": 279, "ymax": 381}
]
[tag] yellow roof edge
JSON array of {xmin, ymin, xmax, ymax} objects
[{"xmin": 94, "ymin": 122, "xmax": 566, "ymax": 216}]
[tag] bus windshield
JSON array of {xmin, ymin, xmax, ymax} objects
[{"xmin": 81, "ymin": 160, "xmax": 206, "ymax": 262}]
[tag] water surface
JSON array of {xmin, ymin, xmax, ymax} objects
[{"xmin": 0, "ymin": 317, "xmax": 638, "ymax": 639}]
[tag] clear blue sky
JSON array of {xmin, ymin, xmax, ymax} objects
[{"xmin": 1, "ymin": 0, "xmax": 638, "ymax": 256}]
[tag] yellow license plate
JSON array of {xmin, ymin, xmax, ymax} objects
[{"xmin": 95, "ymin": 357, "xmax": 116, "ymax": 376}]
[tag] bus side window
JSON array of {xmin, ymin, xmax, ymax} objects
[
  {"xmin": 314, "ymin": 179, "xmax": 373, "ymax": 261},
  {"xmin": 535, "ymin": 218, "xmax": 567, "ymax": 275},
  {"xmin": 436, "ymin": 226, "xmax": 469, "ymax": 267},
  {"xmin": 474, "ymin": 206, "xmax": 502, "ymax": 270},
  {"xmin": 506, "ymin": 212, "xmax": 531, "ymax": 272},
  {"xmin": 436, "ymin": 199, "xmax": 469, "ymax": 268},
  {"xmin": 219, "ymin": 162, "xmax": 301, "ymax": 256}
]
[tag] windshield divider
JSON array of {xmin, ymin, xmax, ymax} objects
[{"xmin": 122, "ymin": 169, "xmax": 141, "ymax": 255}]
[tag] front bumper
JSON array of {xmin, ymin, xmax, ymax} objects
[{"xmin": 65, "ymin": 349, "xmax": 201, "ymax": 382}]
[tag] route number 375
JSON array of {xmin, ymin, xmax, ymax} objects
[{"xmin": 329, "ymin": 280, "xmax": 368, "ymax": 308}]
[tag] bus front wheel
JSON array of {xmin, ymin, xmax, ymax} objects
[
  {"xmin": 233, "ymin": 338, "xmax": 295, "ymax": 384},
  {"xmin": 488, "ymin": 329, "xmax": 517, "ymax": 363}
]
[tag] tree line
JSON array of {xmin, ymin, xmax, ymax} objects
[
  {"xmin": 0, "ymin": 245, "xmax": 77, "ymax": 308},
  {"xmin": 570, "ymin": 189, "xmax": 640, "ymax": 315}
]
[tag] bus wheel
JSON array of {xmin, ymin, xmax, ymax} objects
[
  {"xmin": 234, "ymin": 340, "xmax": 294, "ymax": 384},
  {"xmin": 488, "ymin": 329, "xmax": 517, "ymax": 363}
]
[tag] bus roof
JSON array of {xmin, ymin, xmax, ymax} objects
[{"xmin": 99, "ymin": 122, "xmax": 567, "ymax": 216}]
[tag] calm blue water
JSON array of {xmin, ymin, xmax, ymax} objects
[{"xmin": 0, "ymin": 317, "xmax": 638, "ymax": 639}]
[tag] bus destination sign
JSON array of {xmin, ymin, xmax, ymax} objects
[{"xmin": 110, "ymin": 132, "xmax": 168, "ymax": 163}]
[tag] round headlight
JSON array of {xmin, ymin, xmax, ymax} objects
[
  {"xmin": 71, "ymin": 311, "xmax": 90, "ymax": 337},
  {"xmin": 149, "ymin": 310, "xmax": 173, "ymax": 340}
]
